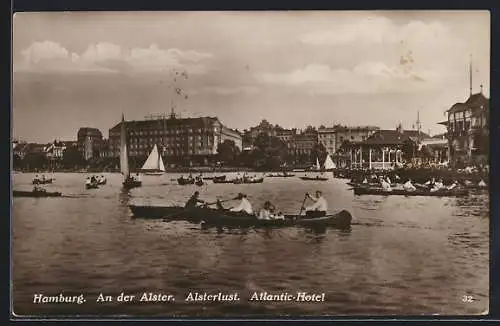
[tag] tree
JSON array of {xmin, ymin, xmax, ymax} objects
[
  {"xmin": 402, "ymin": 139, "xmax": 417, "ymax": 161},
  {"xmin": 251, "ymin": 133, "xmax": 287, "ymax": 170},
  {"xmin": 62, "ymin": 146, "xmax": 86, "ymax": 168},
  {"xmin": 311, "ymin": 142, "xmax": 328, "ymax": 163},
  {"xmin": 22, "ymin": 152, "xmax": 48, "ymax": 170},
  {"xmin": 217, "ymin": 140, "xmax": 241, "ymax": 165}
]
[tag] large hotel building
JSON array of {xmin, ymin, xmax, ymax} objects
[{"xmin": 108, "ymin": 111, "xmax": 242, "ymax": 166}]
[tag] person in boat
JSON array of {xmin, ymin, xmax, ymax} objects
[
  {"xmin": 100, "ymin": 175, "xmax": 106, "ymax": 183},
  {"xmin": 403, "ymin": 178, "xmax": 416, "ymax": 192},
  {"xmin": 230, "ymin": 193, "xmax": 253, "ymax": 214},
  {"xmin": 185, "ymin": 191, "xmax": 205, "ymax": 209},
  {"xmin": 379, "ymin": 177, "xmax": 392, "ymax": 192},
  {"xmin": 85, "ymin": 177, "xmax": 92, "ymax": 185},
  {"xmin": 424, "ymin": 177, "xmax": 436, "ymax": 189},
  {"xmin": 33, "ymin": 185, "xmax": 46, "ymax": 192},
  {"xmin": 478, "ymin": 179, "xmax": 487, "ymax": 187},
  {"xmin": 430, "ymin": 179, "xmax": 444, "ymax": 193},
  {"xmin": 362, "ymin": 178, "xmax": 368, "ymax": 184},
  {"xmin": 386, "ymin": 176, "xmax": 391, "ymax": 185},
  {"xmin": 258, "ymin": 201, "xmax": 274, "ymax": 220},
  {"xmin": 447, "ymin": 180, "xmax": 458, "ymax": 190},
  {"xmin": 302, "ymin": 191, "xmax": 327, "ymax": 218}
]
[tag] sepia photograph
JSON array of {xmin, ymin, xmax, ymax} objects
[{"xmin": 11, "ymin": 10, "xmax": 490, "ymax": 317}]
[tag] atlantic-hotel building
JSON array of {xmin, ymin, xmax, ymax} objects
[{"xmin": 108, "ymin": 111, "xmax": 242, "ymax": 166}]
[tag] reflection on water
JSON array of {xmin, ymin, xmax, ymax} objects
[{"xmin": 12, "ymin": 172, "xmax": 489, "ymax": 317}]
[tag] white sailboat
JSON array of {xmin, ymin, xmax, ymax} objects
[
  {"xmin": 140, "ymin": 144, "xmax": 166, "ymax": 176},
  {"xmin": 315, "ymin": 157, "xmax": 321, "ymax": 170},
  {"xmin": 120, "ymin": 114, "xmax": 142, "ymax": 189},
  {"xmin": 323, "ymin": 154, "xmax": 336, "ymax": 171}
]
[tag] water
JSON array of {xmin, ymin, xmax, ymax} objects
[{"xmin": 12, "ymin": 172, "xmax": 489, "ymax": 317}]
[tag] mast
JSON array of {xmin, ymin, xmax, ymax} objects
[{"xmin": 469, "ymin": 53, "xmax": 473, "ymax": 97}]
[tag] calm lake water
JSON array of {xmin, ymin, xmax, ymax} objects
[{"xmin": 12, "ymin": 172, "xmax": 489, "ymax": 317}]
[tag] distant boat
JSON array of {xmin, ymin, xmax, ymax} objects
[
  {"xmin": 315, "ymin": 157, "xmax": 321, "ymax": 171},
  {"xmin": 120, "ymin": 114, "xmax": 142, "ymax": 189},
  {"xmin": 140, "ymin": 144, "xmax": 165, "ymax": 176},
  {"xmin": 324, "ymin": 154, "xmax": 336, "ymax": 171}
]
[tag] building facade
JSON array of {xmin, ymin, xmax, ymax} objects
[
  {"xmin": 317, "ymin": 127, "xmax": 337, "ymax": 155},
  {"xmin": 108, "ymin": 114, "xmax": 242, "ymax": 167},
  {"xmin": 334, "ymin": 126, "xmax": 380, "ymax": 152},
  {"xmin": 439, "ymin": 90, "xmax": 489, "ymax": 167},
  {"xmin": 77, "ymin": 127, "xmax": 104, "ymax": 160}
]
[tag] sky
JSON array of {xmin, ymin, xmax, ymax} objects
[{"xmin": 12, "ymin": 11, "xmax": 490, "ymax": 143}]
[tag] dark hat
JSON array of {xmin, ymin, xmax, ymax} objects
[
  {"xmin": 194, "ymin": 191, "xmax": 200, "ymax": 196},
  {"xmin": 237, "ymin": 192, "xmax": 246, "ymax": 199}
]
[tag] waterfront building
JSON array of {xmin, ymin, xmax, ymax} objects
[
  {"xmin": 317, "ymin": 127, "xmax": 337, "ymax": 155},
  {"xmin": 438, "ymin": 87, "xmax": 489, "ymax": 167},
  {"xmin": 334, "ymin": 126, "xmax": 380, "ymax": 152},
  {"xmin": 339, "ymin": 125, "xmax": 428, "ymax": 170},
  {"xmin": 417, "ymin": 135, "xmax": 449, "ymax": 166},
  {"xmin": 108, "ymin": 112, "xmax": 242, "ymax": 167},
  {"xmin": 45, "ymin": 140, "xmax": 67, "ymax": 161},
  {"xmin": 77, "ymin": 127, "xmax": 104, "ymax": 160}
]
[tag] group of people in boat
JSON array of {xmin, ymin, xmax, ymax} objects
[
  {"xmin": 184, "ymin": 190, "xmax": 329, "ymax": 220},
  {"xmin": 358, "ymin": 172, "xmax": 487, "ymax": 193},
  {"xmin": 33, "ymin": 174, "xmax": 51, "ymax": 183},
  {"xmin": 180, "ymin": 173, "xmax": 203, "ymax": 183},
  {"xmin": 86, "ymin": 175, "xmax": 107, "ymax": 186}
]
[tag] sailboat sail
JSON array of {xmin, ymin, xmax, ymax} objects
[
  {"xmin": 315, "ymin": 158, "xmax": 320, "ymax": 170},
  {"xmin": 141, "ymin": 144, "xmax": 166, "ymax": 172},
  {"xmin": 324, "ymin": 154, "xmax": 336, "ymax": 170},
  {"xmin": 119, "ymin": 114, "xmax": 129, "ymax": 178}
]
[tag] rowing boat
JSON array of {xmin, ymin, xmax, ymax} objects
[
  {"xmin": 353, "ymin": 186, "xmax": 469, "ymax": 197},
  {"xmin": 266, "ymin": 173, "xmax": 296, "ymax": 178},
  {"xmin": 86, "ymin": 183, "xmax": 99, "ymax": 189},
  {"xmin": 13, "ymin": 190, "xmax": 62, "ymax": 198},
  {"xmin": 299, "ymin": 176, "xmax": 329, "ymax": 181},
  {"xmin": 212, "ymin": 178, "xmax": 234, "ymax": 184},
  {"xmin": 233, "ymin": 177, "xmax": 264, "ymax": 184},
  {"xmin": 32, "ymin": 178, "xmax": 54, "ymax": 185},
  {"xmin": 128, "ymin": 205, "xmax": 352, "ymax": 229}
]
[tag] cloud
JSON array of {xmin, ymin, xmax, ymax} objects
[
  {"xmin": 15, "ymin": 41, "xmax": 213, "ymax": 74},
  {"xmin": 300, "ymin": 16, "xmax": 449, "ymax": 46},
  {"xmin": 254, "ymin": 61, "xmax": 443, "ymax": 94}
]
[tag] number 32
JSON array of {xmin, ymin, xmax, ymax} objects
[{"xmin": 462, "ymin": 295, "xmax": 474, "ymax": 303}]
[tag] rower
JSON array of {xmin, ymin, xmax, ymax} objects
[
  {"xmin": 85, "ymin": 177, "xmax": 92, "ymax": 185},
  {"xmin": 386, "ymin": 176, "xmax": 391, "ymax": 185},
  {"xmin": 478, "ymin": 179, "xmax": 487, "ymax": 187},
  {"xmin": 380, "ymin": 177, "xmax": 392, "ymax": 192},
  {"xmin": 302, "ymin": 190, "xmax": 327, "ymax": 218},
  {"xmin": 403, "ymin": 178, "xmax": 416, "ymax": 192},
  {"xmin": 447, "ymin": 180, "xmax": 458, "ymax": 190},
  {"xmin": 430, "ymin": 179, "xmax": 444, "ymax": 193},
  {"xmin": 185, "ymin": 191, "xmax": 205, "ymax": 208},
  {"xmin": 134, "ymin": 173, "xmax": 141, "ymax": 182},
  {"xmin": 33, "ymin": 185, "xmax": 46, "ymax": 192},
  {"xmin": 230, "ymin": 193, "xmax": 253, "ymax": 214},
  {"xmin": 258, "ymin": 201, "xmax": 274, "ymax": 220},
  {"xmin": 424, "ymin": 177, "xmax": 436, "ymax": 189},
  {"xmin": 362, "ymin": 178, "xmax": 368, "ymax": 184}
]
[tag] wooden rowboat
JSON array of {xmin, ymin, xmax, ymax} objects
[
  {"xmin": 299, "ymin": 176, "xmax": 329, "ymax": 181},
  {"xmin": 128, "ymin": 205, "xmax": 352, "ymax": 229},
  {"xmin": 13, "ymin": 190, "xmax": 62, "ymax": 198},
  {"xmin": 353, "ymin": 186, "xmax": 469, "ymax": 197}
]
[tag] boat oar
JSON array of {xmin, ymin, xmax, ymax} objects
[{"xmin": 297, "ymin": 193, "xmax": 308, "ymax": 219}]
